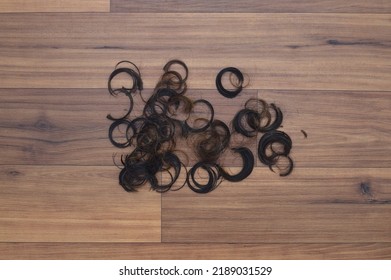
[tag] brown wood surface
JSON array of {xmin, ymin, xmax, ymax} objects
[
  {"xmin": 111, "ymin": 0, "xmax": 391, "ymax": 13},
  {"xmin": 0, "ymin": 1, "xmax": 390, "ymax": 259},
  {"xmin": 0, "ymin": 165, "xmax": 161, "ymax": 242},
  {"xmin": 1, "ymin": 243, "xmax": 390, "ymax": 260},
  {"xmin": 1, "ymin": 89, "xmax": 389, "ymax": 167},
  {"xmin": 0, "ymin": 0, "xmax": 109, "ymax": 12},
  {"xmin": 0, "ymin": 14, "xmax": 390, "ymax": 91},
  {"xmin": 162, "ymin": 168, "xmax": 391, "ymax": 243},
  {"xmin": 255, "ymin": 90, "xmax": 391, "ymax": 168},
  {"xmin": 0, "ymin": 88, "xmax": 256, "ymax": 166}
]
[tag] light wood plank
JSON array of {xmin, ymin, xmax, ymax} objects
[
  {"xmin": 0, "ymin": 89, "xmax": 256, "ymax": 166},
  {"xmin": 0, "ymin": 165, "xmax": 161, "ymax": 242},
  {"xmin": 0, "ymin": 13, "xmax": 390, "ymax": 91},
  {"xmin": 255, "ymin": 90, "xmax": 391, "ymax": 168},
  {"xmin": 162, "ymin": 168, "xmax": 391, "ymax": 243},
  {"xmin": 112, "ymin": 0, "xmax": 391, "ymax": 13},
  {"xmin": 0, "ymin": 0, "xmax": 109, "ymax": 12},
  {"xmin": 0, "ymin": 242, "xmax": 390, "ymax": 259}
]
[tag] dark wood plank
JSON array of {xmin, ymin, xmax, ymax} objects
[
  {"xmin": 0, "ymin": 0, "xmax": 109, "ymax": 12},
  {"xmin": 0, "ymin": 165, "xmax": 161, "ymax": 242},
  {"xmin": 162, "ymin": 167, "xmax": 391, "ymax": 243},
  {"xmin": 0, "ymin": 88, "xmax": 256, "ymax": 166},
  {"xmin": 0, "ymin": 13, "xmax": 390, "ymax": 91},
  {"xmin": 111, "ymin": 0, "xmax": 391, "ymax": 13},
  {"xmin": 1, "ymin": 242, "xmax": 390, "ymax": 259},
  {"xmin": 2, "ymin": 89, "xmax": 389, "ymax": 168},
  {"xmin": 0, "ymin": 89, "xmax": 127, "ymax": 166},
  {"xmin": 255, "ymin": 90, "xmax": 391, "ymax": 168}
]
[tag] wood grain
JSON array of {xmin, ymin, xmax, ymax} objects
[
  {"xmin": 0, "ymin": 13, "xmax": 390, "ymax": 91},
  {"xmin": 256, "ymin": 90, "xmax": 391, "ymax": 168},
  {"xmin": 1, "ymin": 242, "xmax": 390, "ymax": 259},
  {"xmin": 1, "ymin": 89, "xmax": 389, "ymax": 168},
  {"xmin": 0, "ymin": 89, "xmax": 117, "ymax": 166},
  {"xmin": 1, "ymin": 3, "xmax": 390, "ymax": 260},
  {"xmin": 162, "ymin": 167, "xmax": 391, "ymax": 243},
  {"xmin": 0, "ymin": 165, "xmax": 161, "ymax": 242},
  {"xmin": 0, "ymin": 88, "xmax": 256, "ymax": 166},
  {"xmin": 0, "ymin": 0, "xmax": 109, "ymax": 12},
  {"xmin": 111, "ymin": 0, "xmax": 391, "ymax": 13}
]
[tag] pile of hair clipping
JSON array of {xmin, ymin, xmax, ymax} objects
[{"xmin": 107, "ymin": 60, "xmax": 294, "ymax": 194}]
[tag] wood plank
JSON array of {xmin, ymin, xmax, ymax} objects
[
  {"xmin": 0, "ymin": 165, "xmax": 161, "ymax": 242},
  {"xmin": 0, "ymin": 13, "xmax": 390, "ymax": 91},
  {"xmin": 162, "ymin": 168, "xmax": 391, "ymax": 243},
  {"xmin": 0, "ymin": 88, "xmax": 134, "ymax": 166},
  {"xmin": 0, "ymin": 88, "xmax": 256, "ymax": 166},
  {"xmin": 0, "ymin": 0, "xmax": 109, "ymax": 12},
  {"xmin": 1, "ymin": 89, "xmax": 389, "ymax": 168},
  {"xmin": 255, "ymin": 90, "xmax": 391, "ymax": 168},
  {"xmin": 111, "ymin": 0, "xmax": 391, "ymax": 13},
  {"xmin": 0, "ymin": 242, "xmax": 390, "ymax": 259}
]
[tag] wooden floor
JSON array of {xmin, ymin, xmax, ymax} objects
[{"xmin": 0, "ymin": 1, "xmax": 390, "ymax": 259}]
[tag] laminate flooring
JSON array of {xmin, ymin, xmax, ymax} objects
[{"xmin": 0, "ymin": 1, "xmax": 390, "ymax": 259}]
